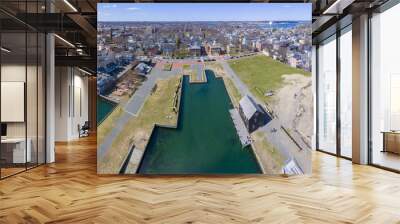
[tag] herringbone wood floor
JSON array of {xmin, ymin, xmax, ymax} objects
[{"xmin": 1, "ymin": 135, "xmax": 400, "ymax": 224}]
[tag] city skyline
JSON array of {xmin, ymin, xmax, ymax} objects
[{"xmin": 98, "ymin": 3, "xmax": 311, "ymax": 22}]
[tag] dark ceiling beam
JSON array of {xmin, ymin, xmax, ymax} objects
[
  {"xmin": 55, "ymin": 55, "xmax": 96, "ymax": 71},
  {"xmin": 0, "ymin": 8, "xmax": 37, "ymax": 31},
  {"xmin": 86, "ymin": 0, "xmax": 97, "ymax": 12},
  {"xmin": 312, "ymin": 0, "xmax": 386, "ymax": 42},
  {"xmin": 312, "ymin": 15, "xmax": 336, "ymax": 34},
  {"xmin": 66, "ymin": 13, "xmax": 97, "ymax": 47},
  {"xmin": 12, "ymin": 13, "xmax": 83, "ymax": 32},
  {"xmin": 7, "ymin": 12, "xmax": 96, "ymax": 48},
  {"xmin": 323, "ymin": 0, "xmax": 356, "ymax": 14}
]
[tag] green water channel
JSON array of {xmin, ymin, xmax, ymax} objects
[
  {"xmin": 138, "ymin": 70, "xmax": 261, "ymax": 174},
  {"xmin": 97, "ymin": 96, "xmax": 117, "ymax": 125}
]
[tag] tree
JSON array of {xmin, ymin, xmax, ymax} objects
[{"xmin": 176, "ymin": 36, "xmax": 181, "ymax": 49}]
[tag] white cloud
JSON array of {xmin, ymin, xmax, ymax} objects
[
  {"xmin": 102, "ymin": 4, "xmax": 117, "ymax": 9},
  {"xmin": 127, "ymin": 7, "xmax": 140, "ymax": 11}
]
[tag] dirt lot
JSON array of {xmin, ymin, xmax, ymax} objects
[
  {"xmin": 269, "ymin": 74, "xmax": 313, "ymax": 147},
  {"xmin": 108, "ymin": 70, "xmax": 146, "ymax": 104}
]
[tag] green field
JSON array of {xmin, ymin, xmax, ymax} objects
[{"xmin": 228, "ymin": 55, "xmax": 310, "ymax": 102}]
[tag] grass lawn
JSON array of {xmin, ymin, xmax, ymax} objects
[
  {"xmin": 97, "ymin": 105, "xmax": 123, "ymax": 145},
  {"xmin": 224, "ymin": 77, "xmax": 242, "ymax": 106},
  {"xmin": 182, "ymin": 64, "xmax": 192, "ymax": 77},
  {"xmin": 251, "ymin": 130, "xmax": 285, "ymax": 173},
  {"xmin": 228, "ymin": 55, "xmax": 310, "ymax": 103},
  {"xmin": 189, "ymin": 70, "xmax": 197, "ymax": 82},
  {"xmin": 99, "ymin": 75, "xmax": 182, "ymax": 173},
  {"xmin": 182, "ymin": 64, "xmax": 196, "ymax": 81},
  {"xmin": 182, "ymin": 64, "xmax": 190, "ymax": 71}
]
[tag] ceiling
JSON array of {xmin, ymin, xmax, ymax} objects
[
  {"xmin": 0, "ymin": 0, "xmax": 97, "ymax": 73},
  {"xmin": 312, "ymin": 0, "xmax": 390, "ymax": 42}
]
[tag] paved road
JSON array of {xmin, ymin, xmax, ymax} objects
[
  {"xmin": 98, "ymin": 68, "xmax": 179, "ymax": 160},
  {"xmin": 220, "ymin": 60, "xmax": 311, "ymax": 174}
]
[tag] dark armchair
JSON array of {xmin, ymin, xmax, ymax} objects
[{"xmin": 78, "ymin": 121, "xmax": 90, "ymax": 138}]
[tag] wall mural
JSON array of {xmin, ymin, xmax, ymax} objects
[{"xmin": 97, "ymin": 3, "xmax": 313, "ymax": 175}]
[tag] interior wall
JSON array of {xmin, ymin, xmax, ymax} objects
[
  {"xmin": 54, "ymin": 66, "xmax": 89, "ymax": 141},
  {"xmin": 1, "ymin": 59, "xmax": 46, "ymax": 171},
  {"xmin": 55, "ymin": 66, "xmax": 69, "ymax": 141},
  {"xmin": 1, "ymin": 64, "xmax": 27, "ymax": 138},
  {"xmin": 72, "ymin": 72, "xmax": 89, "ymax": 138}
]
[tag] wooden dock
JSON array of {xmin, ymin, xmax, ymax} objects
[{"xmin": 229, "ymin": 108, "xmax": 252, "ymax": 148}]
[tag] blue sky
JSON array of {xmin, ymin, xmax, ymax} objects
[{"xmin": 98, "ymin": 3, "xmax": 311, "ymax": 22}]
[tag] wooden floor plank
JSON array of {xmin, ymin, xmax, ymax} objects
[{"xmin": 0, "ymin": 135, "xmax": 400, "ymax": 223}]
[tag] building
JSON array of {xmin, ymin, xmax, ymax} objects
[
  {"xmin": 134, "ymin": 63, "xmax": 152, "ymax": 76},
  {"xmin": 288, "ymin": 56, "xmax": 298, "ymax": 68},
  {"xmin": 97, "ymin": 73, "xmax": 116, "ymax": 95},
  {"xmin": 238, "ymin": 95, "xmax": 270, "ymax": 133},
  {"xmin": 188, "ymin": 45, "xmax": 201, "ymax": 57},
  {"xmin": 205, "ymin": 43, "xmax": 223, "ymax": 56},
  {"xmin": 161, "ymin": 43, "xmax": 175, "ymax": 57}
]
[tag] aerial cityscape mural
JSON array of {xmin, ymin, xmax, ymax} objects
[{"xmin": 97, "ymin": 3, "xmax": 313, "ymax": 175}]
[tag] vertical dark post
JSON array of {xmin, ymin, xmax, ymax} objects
[
  {"xmin": 367, "ymin": 11, "xmax": 372, "ymax": 165},
  {"xmin": 25, "ymin": 0, "xmax": 28, "ymax": 170},
  {"xmin": 36, "ymin": 0, "xmax": 39, "ymax": 167},
  {"xmin": 336, "ymin": 27, "xmax": 341, "ymax": 157},
  {"xmin": 315, "ymin": 45, "xmax": 320, "ymax": 150}
]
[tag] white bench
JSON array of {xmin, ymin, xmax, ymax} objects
[{"xmin": 1, "ymin": 138, "xmax": 32, "ymax": 163}]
